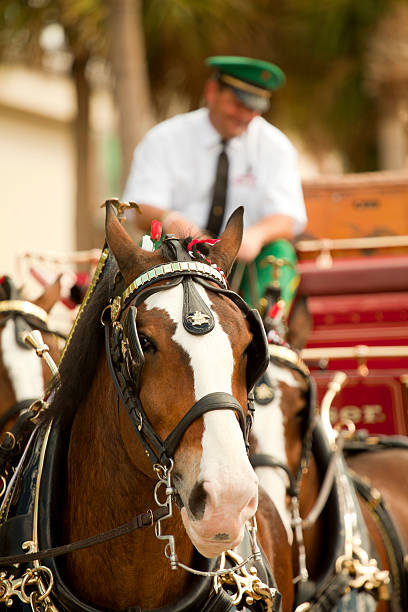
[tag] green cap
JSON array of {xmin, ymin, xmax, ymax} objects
[{"xmin": 206, "ymin": 56, "xmax": 285, "ymax": 112}]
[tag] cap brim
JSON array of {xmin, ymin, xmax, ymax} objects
[{"xmin": 230, "ymin": 87, "xmax": 270, "ymax": 113}]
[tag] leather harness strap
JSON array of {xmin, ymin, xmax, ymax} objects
[
  {"xmin": 0, "ymin": 506, "xmax": 169, "ymax": 566},
  {"xmin": 351, "ymin": 472, "xmax": 408, "ymax": 610}
]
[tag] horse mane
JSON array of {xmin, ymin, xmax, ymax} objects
[{"xmin": 43, "ymin": 250, "xmax": 120, "ymax": 426}]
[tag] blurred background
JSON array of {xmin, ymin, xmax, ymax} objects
[{"xmin": 2, "ymin": 0, "xmax": 408, "ymax": 284}]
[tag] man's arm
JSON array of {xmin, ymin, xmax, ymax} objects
[{"xmin": 237, "ymin": 214, "xmax": 294, "ymax": 262}]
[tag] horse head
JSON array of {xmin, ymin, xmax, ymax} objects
[
  {"xmin": 108, "ymin": 206, "xmax": 263, "ymax": 557},
  {"xmin": 63, "ymin": 204, "xmax": 268, "ymax": 572}
]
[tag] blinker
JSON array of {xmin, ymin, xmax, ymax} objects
[{"xmin": 245, "ymin": 307, "xmax": 269, "ymax": 391}]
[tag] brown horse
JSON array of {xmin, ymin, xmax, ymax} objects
[
  {"xmin": 250, "ymin": 294, "xmax": 404, "ymax": 611},
  {"xmin": 345, "ymin": 437, "xmax": 408, "ymax": 611},
  {"xmin": 0, "ymin": 275, "xmax": 62, "ymax": 433},
  {"xmin": 0, "ymin": 205, "xmax": 294, "ymax": 611}
]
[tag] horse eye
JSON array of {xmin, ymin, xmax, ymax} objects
[{"xmin": 139, "ymin": 334, "xmax": 155, "ymax": 353}]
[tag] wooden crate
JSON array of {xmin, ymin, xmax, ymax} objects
[{"xmin": 299, "ymin": 170, "xmax": 408, "ymax": 260}]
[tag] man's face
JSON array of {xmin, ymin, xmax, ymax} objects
[{"xmin": 205, "ymin": 79, "xmax": 260, "ymax": 140}]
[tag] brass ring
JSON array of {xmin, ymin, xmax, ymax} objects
[
  {"xmin": 0, "ymin": 431, "xmax": 15, "ymax": 450},
  {"xmin": 100, "ymin": 304, "xmax": 112, "ymax": 326},
  {"xmin": 21, "ymin": 566, "xmax": 54, "ymax": 603},
  {"xmin": 0, "ymin": 475, "xmax": 7, "ymax": 497}
]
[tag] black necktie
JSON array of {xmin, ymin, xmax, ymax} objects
[{"xmin": 206, "ymin": 140, "xmax": 229, "ymax": 237}]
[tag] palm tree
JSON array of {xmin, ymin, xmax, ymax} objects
[
  {"xmin": 365, "ymin": 1, "xmax": 408, "ymax": 169},
  {"xmin": 108, "ymin": 0, "xmax": 153, "ymax": 186}
]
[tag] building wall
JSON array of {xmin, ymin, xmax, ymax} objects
[
  {"xmin": 0, "ymin": 64, "xmax": 117, "ymax": 301},
  {"xmin": 0, "ymin": 65, "xmax": 76, "ymax": 284},
  {"xmin": 1, "ymin": 105, "xmax": 75, "ymax": 278}
]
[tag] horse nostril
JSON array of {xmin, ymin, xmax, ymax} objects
[{"xmin": 188, "ymin": 481, "xmax": 207, "ymax": 519}]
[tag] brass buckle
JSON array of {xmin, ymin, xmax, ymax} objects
[{"xmin": 213, "ymin": 549, "xmax": 277, "ymax": 607}]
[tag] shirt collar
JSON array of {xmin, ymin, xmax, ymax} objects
[{"xmin": 199, "ymin": 108, "xmax": 246, "ymax": 151}]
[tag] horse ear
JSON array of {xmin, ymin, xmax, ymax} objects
[
  {"xmin": 286, "ymin": 295, "xmax": 312, "ymax": 351},
  {"xmin": 208, "ymin": 207, "xmax": 243, "ymax": 275},
  {"xmin": 34, "ymin": 276, "xmax": 62, "ymax": 313},
  {"xmin": 104, "ymin": 203, "xmax": 159, "ymax": 285}
]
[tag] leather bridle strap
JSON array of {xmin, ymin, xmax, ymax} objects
[
  {"xmin": 0, "ymin": 506, "xmax": 169, "ymax": 566},
  {"xmin": 251, "ymin": 352, "xmax": 316, "ymax": 498},
  {"xmin": 250, "ymin": 453, "xmax": 297, "ymax": 497},
  {"xmin": 105, "ymin": 322, "xmax": 247, "ymax": 468},
  {"xmin": 162, "ymin": 392, "xmax": 246, "ymax": 460}
]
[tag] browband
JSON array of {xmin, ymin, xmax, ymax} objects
[{"xmin": 122, "ymin": 260, "xmax": 228, "ymax": 303}]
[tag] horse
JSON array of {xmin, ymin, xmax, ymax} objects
[
  {"xmin": 344, "ymin": 432, "xmax": 408, "ymax": 611},
  {"xmin": 249, "ymin": 289, "xmax": 405, "ymax": 611},
  {"xmin": 0, "ymin": 204, "xmax": 294, "ymax": 611},
  {"xmin": 0, "ymin": 275, "xmax": 63, "ymax": 433}
]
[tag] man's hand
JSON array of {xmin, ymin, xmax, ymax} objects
[
  {"xmin": 237, "ymin": 227, "xmax": 265, "ymax": 262},
  {"xmin": 237, "ymin": 214, "xmax": 295, "ymax": 262},
  {"xmin": 163, "ymin": 211, "xmax": 202, "ymax": 238}
]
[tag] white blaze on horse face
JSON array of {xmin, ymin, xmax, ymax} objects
[
  {"xmin": 144, "ymin": 282, "xmax": 258, "ymax": 558},
  {"xmin": 1, "ymin": 320, "xmax": 44, "ymax": 401},
  {"xmin": 252, "ymin": 361, "xmax": 303, "ymax": 544}
]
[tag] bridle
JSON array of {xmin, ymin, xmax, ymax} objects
[
  {"xmin": 0, "ymin": 240, "xmax": 282, "ymax": 611},
  {"xmin": 251, "ymin": 336, "xmax": 316, "ymax": 585},
  {"xmin": 98, "ymin": 237, "xmax": 272, "ymax": 588},
  {"xmin": 252, "ymin": 340, "xmax": 315, "ymax": 494},
  {"xmin": 102, "ymin": 237, "xmax": 269, "ymax": 470}
]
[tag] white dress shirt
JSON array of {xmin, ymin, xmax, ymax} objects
[{"xmin": 123, "ymin": 108, "xmax": 307, "ymax": 235}]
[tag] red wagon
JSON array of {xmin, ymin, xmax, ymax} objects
[{"xmin": 297, "ymin": 171, "xmax": 408, "ymax": 436}]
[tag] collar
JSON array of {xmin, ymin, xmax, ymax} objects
[{"xmin": 198, "ymin": 108, "xmax": 247, "ymax": 152}]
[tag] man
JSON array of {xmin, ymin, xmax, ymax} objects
[{"xmin": 123, "ymin": 56, "xmax": 307, "ymax": 311}]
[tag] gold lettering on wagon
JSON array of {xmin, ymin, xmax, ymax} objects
[{"xmin": 330, "ymin": 404, "xmax": 386, "ymax": 425}]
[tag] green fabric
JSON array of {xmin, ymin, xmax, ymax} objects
[
  {"xmin": 206, "ymin": 56, "xmax": 285, "ymax": 90},
  {"xmin": 239, "ymin": 240, "xmax": 299, "ymax": 314}
]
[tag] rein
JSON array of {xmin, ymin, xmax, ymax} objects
[{"xmin": 0, "ymin": 507, "xmax": 169, "ymax": 566}]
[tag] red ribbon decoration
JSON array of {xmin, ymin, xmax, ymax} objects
[
  {"xmin": 267, "ymin": 301, "xmax": 283, "ymax": 320},
  {"xmin": 187, "ymin": 238, "xmax": 220, "ymax": 252},
  {"xmin": 151, "ymin": 220, "xmax": 162, "ymax": 242}
]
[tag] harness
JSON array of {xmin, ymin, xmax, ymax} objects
[
  {"xmin": 251, "ymin": 338, "xmax": 390, "ymax": 611},
  {"xmin": 344, "ymin": 432, "xmax": 408, "ymax": 611},
  {"xmin": 0, "ymin": 237, "xmax": 281, "ymax": 612}
]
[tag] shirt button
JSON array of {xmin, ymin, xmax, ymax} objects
[{"xmin": 213, "ymin": 206, "xmax": 223, "ymax": 216}]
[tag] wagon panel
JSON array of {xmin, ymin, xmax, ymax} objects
[{"xmin": 297, "ymin": 171, "xmax": 408, "ymax": 435}]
